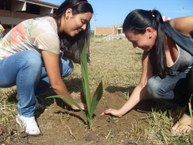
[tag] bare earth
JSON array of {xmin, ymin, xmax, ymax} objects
[{"xmin": 1, "ymin": 91, "xmax": 151, "ymax": 145}]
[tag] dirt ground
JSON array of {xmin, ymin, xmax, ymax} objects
[
  {"xmin": 1, "ymin": 39, "xmax": 179, "ymax": 145},
  {"xmin": 0, "ymin": 90, "xmax": 153, "ymax": 145}
]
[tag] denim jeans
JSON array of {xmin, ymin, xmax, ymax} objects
[
  {"xmin": 0, "ymin": 50, "xmax": 73, "ymax": 117},
  {"xmin": 146, "ymin": 70, "xmax": 193, "ymax": 107}
]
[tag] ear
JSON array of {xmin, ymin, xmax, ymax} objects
[
  {"xmin": 145, "ymin": 27, "xmax": 154, "ymax": 33},
  {"xmin": 145, "ymin": 27, "xmax": 156, "ymax": 39},
  {"xmin": 65, "ymin": 8, "xmax": 73, "ymax": 20}
]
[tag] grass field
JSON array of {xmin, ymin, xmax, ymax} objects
[{"xmin": 0, "ymin": 38, "xmax": 193, "ymax": 145}]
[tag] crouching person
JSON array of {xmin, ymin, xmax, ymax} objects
[{"xmin": 0, "ymin": 0, "xmax": 93, "ymax": 135}]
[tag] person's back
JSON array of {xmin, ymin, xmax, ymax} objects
[{"xmin": 0, "ymin": 16, "xmax": 59, "ymax": 60}]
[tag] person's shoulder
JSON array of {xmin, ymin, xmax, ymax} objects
[
  {"xmin": 169, "ymin": 16, "xmax": 193, "ymax": 34},
  {"xmin": 38, "ymin": 16, "xmax": 54, "ymax": 21},
  {"xmin": 33, "ymin": 16, "xmax": 57, "ymax": 33},
  {"xmin": 35, "ymin": 16, "xmax": 54, "ymax": 25},
  {"xmin": 170, "ymin": 16, "xmax": 193, "ymax": 27}
]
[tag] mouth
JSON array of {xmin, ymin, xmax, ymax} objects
[
  {"xmin": 74, "ymin": 29, "xmax": 81, "ymax": 34},
  {"xmin": 143, "ymin": 47, "xmax": 151, "ymax": 52},
  {"xmin": 74, "ymin": 29, "xmax": 83, "ymax": 36}
]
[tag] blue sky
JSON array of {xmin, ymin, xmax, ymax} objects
[{"xmin": 42, "ymin": 0, "xmax": 193, "ymax": 29}]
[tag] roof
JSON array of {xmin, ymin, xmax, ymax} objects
[{"xmin": 17, "ymin": 0, "xmax": 59, "ymax": 9}]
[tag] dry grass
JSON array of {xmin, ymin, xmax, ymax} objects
[
  {"xmin": 0, "ymin": 87, "xmax": 17, "ymax": 126},
  {"xmin": 70, "ymin": 39, "xmax": 142, "ymax": 92},
  {"xmin": 66, "ymin": 38, "xmax": 193, "ymax": 144},
  {"xmin": 0, "ymin": 38, "xmax": 193, "ymax": 144}
]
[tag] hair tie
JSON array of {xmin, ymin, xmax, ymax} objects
[
  {"xmin": 149, "ymin": 10, "xmax": 155, "ymax": 18},
  {"xmin": 151, "ymin": 11, "xmax": 155, "ymax": 18}
]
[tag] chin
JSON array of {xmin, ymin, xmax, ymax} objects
[
  {"xmin": 67, "ymin": 33, "xmax": 75, "ymax": 37},
  {"xmin": 72, "ymin": 32, "xmax": 79, "ymax": 37}
]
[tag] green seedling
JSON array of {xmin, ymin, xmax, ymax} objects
[
  {"xmin": 188, "ymin": 94, "xmax": 193, "ymax": 126},
  {"xmin": 48, "ymin": 42, "xmax": 103, "ymax": 128}
]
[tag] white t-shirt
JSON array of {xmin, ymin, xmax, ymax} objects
[{"xmin": 0, "ymin": 16, "xmax": 60, "ymax": 59}]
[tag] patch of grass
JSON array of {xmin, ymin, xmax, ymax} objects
[
  {"xmin": 0, "ymin": 88, "xmax": 17, "ymax": 125},
  {"xmin": 0, "ymin": 101, "xmax": 16, "ymax": 125},
  {"xmin": 144, "ymin": 110, "xmax": 172, "ymax": 145},
  {"xmin": 143, "ymin": 110, "xmax": 193, "ymax": 145},
  {"xmin": 125, "ymin": 110, "xmax": 193, "ymax": 145}
]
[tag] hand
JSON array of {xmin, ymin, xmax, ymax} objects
[
  {"xmin": 100, "ymin": 108, "xmax": 123, "ymax": 117},
  {"xmin": 71, "ymin": 102, "xmax": 85, "ymax": 111}
]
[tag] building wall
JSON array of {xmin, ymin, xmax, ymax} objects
[
  {"xmin": 94, "ymin": 26, "xmax": 123, "ymax": 36},
  {"xmin": 95, "ymin": 27, "xmax": 115, "ymax": 35},
  {"xmin": 0, "ymin": 0, "xmax": 58, "ymax": 34}
]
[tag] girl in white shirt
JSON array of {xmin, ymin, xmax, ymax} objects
[{"xmin": 0, "ymin": 0, "xmax": 93, "ymax": 136}]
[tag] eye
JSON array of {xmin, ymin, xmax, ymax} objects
[{"xmin": 81, "ymin": 19, "xmax": 87, "ymax": 24}]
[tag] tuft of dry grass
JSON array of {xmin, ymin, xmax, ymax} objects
[
  {"xmin": 0, "ymin": 102, "xmax": 16, "ymax": 125},
  {"xmin": 0, "ymin": 87, "xmax": 17, "ymax": 126}
]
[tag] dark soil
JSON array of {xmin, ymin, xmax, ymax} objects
[{"xmin": 0, "ymin": 92, "xmax": 150, "ymax": 145}]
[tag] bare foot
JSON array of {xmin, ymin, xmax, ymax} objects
[
  {"xmin": 170, "ymin": 106, "xmax": 186, "ymax": 123},
  {"xmin": 171, "ymin": 113, "xmax": 193, "ymax": 135}
]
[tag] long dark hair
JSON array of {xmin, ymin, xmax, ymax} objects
[
  {"xmin": 123, "ymin": 9, "xmax": 170, "ymax": 78},
  {"xmin": 54, "ymin": 0, "xmax": 93, "ymax": 63}
]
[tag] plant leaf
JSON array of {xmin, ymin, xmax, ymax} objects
[
  {"xmin": 89, "ymin": 81, "xmax": 103, "ymax": 118},
  {"xmin": 47, "ymin": 95, "xmax": 85, "ymax": 117},
  {"xmin": 81, "ymin": 42, "xmax": 91, "ymax": 112}
]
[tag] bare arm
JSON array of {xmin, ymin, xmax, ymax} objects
[
  {"xmin": 101, "ymin": 52, "xmax": 152, "ymax": 117},
  {"xmin": 41, "ymin": 50, "xmax": 83, "ymax": 110},
  {"xmin": 170, "ymin": 16, "xmax": 193, "ymax": 35}
]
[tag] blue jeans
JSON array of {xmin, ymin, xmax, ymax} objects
[
  {"xmin": 146, "ymin": 70, "xmax": 193, "ymax": 106},
  {"xmin": 0, "ymin": 50, "xmax": 73, "ymax": 117}
]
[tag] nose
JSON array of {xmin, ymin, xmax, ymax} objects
[{"xmin": 81, "ymin": 24, "xmax": 87, "ymax": 30}]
